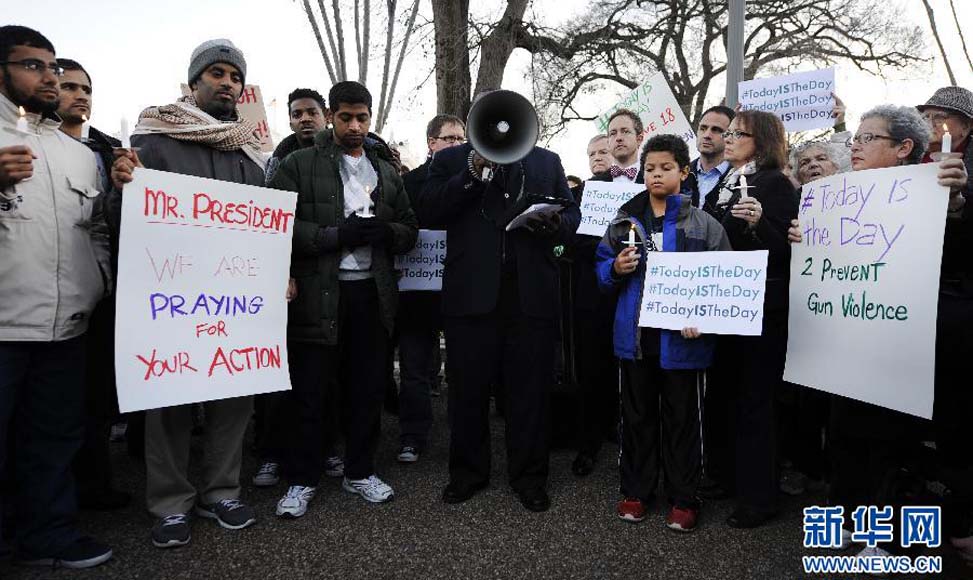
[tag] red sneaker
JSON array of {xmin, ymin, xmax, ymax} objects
[
  {"xmin": 665, "ymin": 505, "xmax": 698, "ymax": 532},
  {"xmin": 616, "ymin": 498, "xmax": 646, "ymax": 523}
]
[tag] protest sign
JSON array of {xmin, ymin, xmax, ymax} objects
[
  {"xmin": 738, "ymin": 68, "xmax": 835, "ymax": 132},
  {"xmin": 784, "ymin": 164, "xmax": 945, "ymax": 418},
  {"xmin": 396, "ymin": 229, "xmax": 446, "ymax": 291},
  {"xmin": 114, "ymin": 168, "xmax": 297, "ymax": 413},
  {"xmin": 181, "ymin": 84, "xmax": 274, "ymax": 152},
  {"xmin": 637, "ymin": 250, "xmax": 769, "ymax": 335},
  {"xmin": 577, "ymin": 181, "xmax": 643, "ymax": 237},
  {"xmin": 594, "ymin": 72, "xmax": 698, "ymax": 158}
]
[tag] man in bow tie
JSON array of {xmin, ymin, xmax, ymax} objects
[{"xmin": 606, "ymin": 109, "xmax": 645, "ymax": 183}]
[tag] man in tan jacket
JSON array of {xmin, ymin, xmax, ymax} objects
[{"xmin": 0, "ymin": 25, "xmax": 112, "ymax": 569}]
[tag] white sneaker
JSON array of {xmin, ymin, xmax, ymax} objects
[
  {"xmin": 342, "ymin": 475, "xmax": 394, "ymax": 503},
  {"xmin": 324, "ymin": 456, "xmax": 344, "ymax": 478},
  {"xmin": 276, "ymin": 486, "xmax": 316, "ymax": 518},
  {"xmin": 252, "ymin": 462, "xmax": 280, "ymax": 487}
]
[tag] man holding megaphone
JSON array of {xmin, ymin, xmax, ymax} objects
[{"xmin": 417, "ymin": 90, "xmax": 580, "ymax": 513}]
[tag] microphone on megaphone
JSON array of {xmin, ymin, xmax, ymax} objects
[{"xmin": 467, "ymin": 90, "xmax": 539, "ymax": 165}]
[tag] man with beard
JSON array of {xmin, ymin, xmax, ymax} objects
[
  {"xmin": 0, "ymin": 25, "xmax": 113, "ymax": 569},
  {"xmin": 264, "ymin": 88, "xmax": 328, "ymax": 184},
  {"xmin": 110, "ymin": 39, "xmax": 265, "ymax": 549},
  {"xmin": 689, "ymin": 105, "xmax": 734, "ymax": 208},
  {"xmin": 54, "ymin": 57, "xmax": 130, "ymax": 512},
  {"xmin": 269, "ymin": 81, "xmax": 417, "ymax": 518}
]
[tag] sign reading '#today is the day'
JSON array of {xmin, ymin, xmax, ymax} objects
[
  {"xmin": 114, "ymin": 168, "xmax": 297, "ymax": 413},
  {"xmin": 785, "ymin": 164, "xmax": 945, "ymax": 418}
]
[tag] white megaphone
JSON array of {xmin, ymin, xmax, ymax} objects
[{"xmin": 467, "ymin": 90, "xmax": 539, "ymax": 165}]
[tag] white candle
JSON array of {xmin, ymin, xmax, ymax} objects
[
  {"xmin": 941, "ymin": 123, "xmax": 952, "ymax": 155},
  {"xmin": 739, "ymin": 173, "xmax": 749, "ymax": 196},
  {"xmin": 120, "ymin": 117, "xmax": 130, "ymax": 149},
  {"xmin": 361, "ymin": 185, "xmax": 372, "ymax": 217},
  {"xmin": 16, "ymin": 106, "xmax": 29, "ymax": 134},
  {"xmin": 626, "ymin": 224, "xmax": 636, "ymax": 247},
  {"xmin": 80, "ymin": 114, "xmax": 90, "ymax": 141}
]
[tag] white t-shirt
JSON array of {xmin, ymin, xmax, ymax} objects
[{"xmin": 339, "ymin": 154, "xmax": 377, "ymax": 277}]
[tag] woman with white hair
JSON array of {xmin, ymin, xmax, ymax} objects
[
  {"xmin": 789, "ymin": 140, "xmax": 850, "ymax": 186},
  {"xmin": 788, "ymin": 104, "xmax": 968, "ymax": 560}
]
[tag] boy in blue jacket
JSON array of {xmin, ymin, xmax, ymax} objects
[{"xmin": 596, "ymin": 134, "xmax": 730, "ymax": 532}]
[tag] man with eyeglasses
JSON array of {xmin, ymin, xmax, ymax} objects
[
  {"xmin": 606, "ymin": 109, "xmax": 645, "ymax": 183},
  {"xmin": 0, "ymin": 25, "xmax": 113, "ymax": 569},
  {"xmin": 394, "ymin": 114, "xmax": 465, "ymax": 464}
]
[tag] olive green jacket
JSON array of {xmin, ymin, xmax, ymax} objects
[{"xmin": 270, "ymin": 130, "xmax": 418, "ymax": 344}]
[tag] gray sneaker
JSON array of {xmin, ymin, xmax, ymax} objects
[
  {"xmin": 324, "ymin": 455, "xmax": 345, "ymax": 478},
  {"xmin": 195, "ymin": 498, "xmax": 257, "ymax": 530},
  {"xmin": 151, "ymin": 514, "xmax": 191, "ymax": 549}
]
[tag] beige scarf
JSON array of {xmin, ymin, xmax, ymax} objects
[{"xmin": 134, "ymin": 95, "xmax": 266, "ymax": 169}]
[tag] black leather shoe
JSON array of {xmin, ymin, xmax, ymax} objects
[
  {"xmin": 726, "ymin": 506, "xmax": 777, "ymax": 529},
  {"xmin": 571, "ymin": 453, "xmax": 595, "ymax": 477},
  {"xmin": 517, "ymin": 487, "xmax": 551, "ymax": 512},
  {"xmin": 442, "ymin": 481, "xmax": 487, "ymax": 504}
]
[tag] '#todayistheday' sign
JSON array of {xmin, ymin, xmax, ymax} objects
[
  {"xmin": 577, "ymin": 181, "xmax": 643, "ymax": 237},
  {"xmin": 114, "ymin": 168, "xmax": 297, "ymax": 412},
  {"xmin": 738, "ymin": 68, "xmax": 835, "ymax": 132},
  {"xmin": 637, "ymin": 250, "xmax": 768, "ymax": 336},
  {"xmin": 396, "ymin": 229, "xmax": 445, "ymax": 291},
  {"xmin": 784, "ymin": 164, "xmax": 945, "ymax": 418}
]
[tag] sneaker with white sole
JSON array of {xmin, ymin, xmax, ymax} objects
[
  {"xmin": 343, "ymin": 475, "xmax": 394, "ymax": 503},
  {"xmin": 151, "ymin": 513, "xmax": 191, "ymax": 549},
  {"xmin": 252, "ymin": 461, "xmax": 280, "ymax": 487},
  {"xmin": 276, "ymin": 486, "xmax": 316, "ymax": 518},
  {"xmin": 19, "ymin": 537, "xmax": 113, "ymax": 569},
  {"xmin": 324, "ymin": 456, "xmax": 344, "ymax": 478},
  {"xmin": 397, "ymin": 446, "xmax": 420, "ymax": 463},
  {"xmin": 195, "ymin": 498, "xmax": 257, "ymax": 530}
]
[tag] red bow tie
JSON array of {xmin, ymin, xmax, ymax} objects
[{"xmin": 610, "ymin": 165, "xmax": 638, "ymax": 180}]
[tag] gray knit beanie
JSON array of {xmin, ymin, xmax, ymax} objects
[{"xmin": 188, "ymin": 39, "xmax": 247, "ymax": 87}]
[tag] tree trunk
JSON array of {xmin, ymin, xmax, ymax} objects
[
  {"xmin": 332, "ymin": 0, "xmax": 349, "ymax": 79},
  {"xmin": 380, "ymin": 0, "xmax": 422, "ymax": 129},
  {"xmin": 361, "ymin": 0, "xmax": 371, "ymax": 84},
  {"xmin": 473, "ymin": 0, "xmax": 530, "ymax": 96},
  {"xmin": 303, "ymin": 0, "xmax": 338, "ymax": 84},
  {"xmin": 921, "ymin": 0, "xmax": 957, "ymax": 85},
  {"xmin": 431, "ymin": 0, "xmax": 472, "ymax": 118}
]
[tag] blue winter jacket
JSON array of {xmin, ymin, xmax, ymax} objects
[{"xmin": 596, "ymin": 192, "xmax": 731, "ymax": 368}]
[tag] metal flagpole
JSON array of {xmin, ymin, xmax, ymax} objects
[{"xmin": 725, "ymin": 0, "xmax": 746, "ymax": 108}]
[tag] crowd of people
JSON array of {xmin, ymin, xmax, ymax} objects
[{"xmin": 1, "ymin": 22, "xmax": 972, "ymax": 573}]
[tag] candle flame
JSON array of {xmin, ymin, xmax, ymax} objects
[
  {"xmin": 82, "ymin": 114, "xmax": 88, "ymax": 123},
  {"xmin": 18, "ymin": 106, "xmax": 25, "ymax": 117},
  {"xmin": 943, "ymin": 123, "xmax": 949, "ymax": 132},
  {"xmin": 629, "ymin": 223, "xmax": 635, "ymax": 231}
]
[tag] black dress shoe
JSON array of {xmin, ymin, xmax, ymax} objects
[
  {"xmin": 517, "ymin": 487, "xmax": 551, "ymax": 512},
  {"xmin": 442, "ymin": 481, "xmax": 487, "ymax": 504},
  {"xmin": 726, "ymin": 506, "xmax": 777, "ymax": 529},
  {"xmin": 697, "ymin": 476, "xmax": 731, "ymax": 500},
  {"xmin": 571, "ymin": 453, "xmax": 595, "ymax": 477}
]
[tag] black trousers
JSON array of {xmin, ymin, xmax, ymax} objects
[
  {"xmin": 778, "ymin": 382, "xmax": 830, "ymax": 481},
  {"xmin": 619, "ymin": 355, "xmax": 701, "ymax": 506},
  {"xmin": 573, "ymin": 304, "xmax": 618, "ymax": 457},
  {"xmin": 0, "ymin": 337, "xmax": 86, "ymax": 556},
  {"xmin": 284, "ymin": 279, "xmax": 389, "ymax": 486},
  {"xmin": 444, "ymin": 278, "xmax": 556, "ymax": 493},
  {"xmin": 714, "ymin": 308, "xmax": 788, "ymax": 512},
  {"xmin": 397, "ymin": 294, "xmax": 442, "ymax": 449}
]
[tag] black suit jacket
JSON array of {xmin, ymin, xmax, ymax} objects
[
  {"xmin": 402, "ymin": 158, "xmax": 430, "ymax": 217},
  {"xmin": 418, "ymin": 144, "xmax": 580, "ymax": 319}
]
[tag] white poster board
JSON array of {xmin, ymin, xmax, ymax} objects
[
  {"xmin": 738, "ymin": 68, "xmax": 835, "ymax": 132},
  {"xmin": 114, "ymin": 168, "xmax": 297, "ymax": 412},
  {"xmin": 637, "ymin": 250, "xmax": 768, "ymax": 335},
  {"xmin": 594, "ymin": 72, "xmax": 698, "ymax": 158},
  {"xmin": 578, "ymin": 181, "xmax": 643, "ymax": 237},
  {"xmin": 181, "ymin": 84, "xmax": 274, "ymax": 152},
  {"xmin": 784, "ymin": 164, "xmax": 946, "ymax": 418},
  {"xmin": 396, "ymin": 229, "xmax": 445, "ymax": 291}
]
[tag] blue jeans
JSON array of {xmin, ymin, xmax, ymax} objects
[{"xmin": 0, "ymin": 337, "xmax": 86, "ymax": 557}]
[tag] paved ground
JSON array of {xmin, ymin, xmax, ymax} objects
[{"xmin": 3, "ymin": 392, "xmax": 971, "ymax": 580}]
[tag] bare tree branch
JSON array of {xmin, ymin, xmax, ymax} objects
[
  {"xmin": 302, "ymin": 0, "xmax": 338, "ymax": 84},
  {"xmin": 376, "ymin": 0, "xmax": 397, "ymax": 130},
  {"xmin": 361, "ymin": 0, "xmax": 371, "ymax": 84},
  {"xmin": 381, "ymin": 0, "xmax": 422, "ymax": 129},
  {"xmin": 948, "ymin": 0, "xmax": 973, "ymax": 73},
  {"xmin": 921, "ymin": 0, "xmax": 957, "ymax": 84},
  {"xmin": 316, "ymin": 0, "xmax": 344, "ymax": 81},
  {"xmin": 354, "ymin": 0, "xmax": 363, "ymax": 78},
  {"xmin": 332, "ymin": 0, "xmax": 349, "ymax": 79}
]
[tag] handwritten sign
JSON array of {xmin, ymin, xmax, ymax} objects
[
  {"xmin": 784, "ymin": 164, "xmax": 945, "ymax": 418},
  {"xmin": 637, "ymin": 251, "xmax": 768, "ymax": 335},
  {"xmin": 396, "ymin": 229, "xmax": 445, "ymax": 291},
  {"xmin": 114, "ymin": 168, "xmax": 297, "ymax": 412},
  {"xmin": 594, "ymin": 72, "xmax": 698, "ymax": 158},
  {"xmin": 578, "ymin": 181, "xmax": 643, "ymax": 237},
  {"xmin": 738, "ymin": 68, "xmax": 835, "ymax": 132},
  {"xmin": 181, "ymin": 84, "xmax": 274, "ymax": 152}
]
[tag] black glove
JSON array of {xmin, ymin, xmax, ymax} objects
[
  {"xmin": 360, "ymin": 218, "xmax": 394, "ymax": 247},
  {"xmin": 338, "ymin": 214, "xmax": 367, "ymax": 248},
  {"xmin": 525, "ymin": 211, "xmax": 561, "ymax": 238}
]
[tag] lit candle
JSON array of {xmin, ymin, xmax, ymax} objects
[
  {"xmin": 16, "ymin": 106, "xmax": 29, "ymax": 134},
  {"xmin": 361, "ymin": 185, "xmax": 372, "ymax": 217},
  {"xmin": 941, "ymin": 123, "xmax": 952, "ymax": 155},
  {"xmin": 626, "ymin": 223, "xmax": 636, "ymax": 247},
  {"xmin": 120, "ymin": 117, "xmax": 130, "ymax": 149},
  {"xmin": 80, "ymin": 114, "xmax": 90, "ymax": 141},
  {"xmin": 739, "ymin": 173, "xmax": 749, "ymax": 196}
]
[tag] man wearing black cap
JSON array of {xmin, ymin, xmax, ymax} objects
[{"xmin": 110, "ymin": 38, "xmax": 265, "ymax": 549}]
